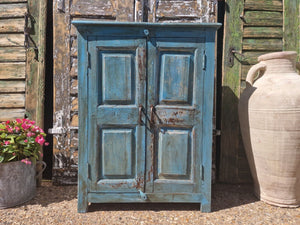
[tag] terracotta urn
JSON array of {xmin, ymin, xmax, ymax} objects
[{"xmin": 239, "ymin": 51, "xmax": 300, "ymax": 207}]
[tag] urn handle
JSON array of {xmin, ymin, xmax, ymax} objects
[{"xmin": 246, "ymin": 62, "xmax": 267, "ymax": 85}]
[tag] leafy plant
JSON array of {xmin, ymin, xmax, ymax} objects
[{"xmin": 0, "ymin": 119, "xmax": 48, "ymax": 164}]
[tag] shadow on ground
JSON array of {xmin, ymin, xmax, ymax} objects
[{"xmin": 25, "ymin": 181, "xmax": 258, "ymax": 212}]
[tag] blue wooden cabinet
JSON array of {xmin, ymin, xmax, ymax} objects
[{"xmin": 73, "ymin": 22, "xmax": 220, "ymax": 213}]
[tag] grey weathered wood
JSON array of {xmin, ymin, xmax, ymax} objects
[
  {"xmin": 70, "ymin": 0, "xmax": 116, "ymax": 17},
  {"xmin": 0, "ymin": 108, "xmax": 25, "ymax": 122},
  {"xmin": 0, "ymin": 3, "xmax": 27, "ymax": 18},
  {"xmin": 0, "ymin": 34, "xmax": 24, "ymax": 47},
  {"xmin": 0, "ymin": 80, "xmax": 25, "ymax": 92},
  {"xmin": 0, "ymin": 47, "xmax": 26, "ymax": 62},
  {"xmin": 0, "ymin": 0, "xmax": 27, "ymax": 3},
  {"xmin": 153, "ymin": 0, "xmax": 216, "ymax": 23},
  {"xmin": 0, "ymin": 18, "xmax": 25, "ymax": 33},
  {"xmin": 0, "ymin": 62, "xmax": 25, "ymax": 79},
  {"xmin": 0, "ymin": 94, "xmax": 25, "ymax": 108}
]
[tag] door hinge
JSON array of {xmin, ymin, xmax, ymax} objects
[
  {"xmin": 87, "ymin": 163, "xmax": 91, "ymax": 180},
  {"xmin": 203, "ymin": 51, "xmax": 207, "ymax": 70},
  {"xmin": 87, "ymin": 52, "xmax": 91, "ymax": 69},
  {"xmin": 213, "ymin": 129, "xmax": 221, "ymax": 136},
  {"xmin": 48, "ymin": 110, "xmax": 67, "ymax": 134},
  {"xmin": 201, "ymin": 165, "xmax": 205, "ymax": 181}
]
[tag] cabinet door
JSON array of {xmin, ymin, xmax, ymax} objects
[
  {"xmin": 87, "ymin": 37, "xmax": 146, "ymax": 193},
  {"xmin": 146, "ymin": 37, "xmax": 205, "ymax": 195}
]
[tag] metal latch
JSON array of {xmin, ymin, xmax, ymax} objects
[
  {"xmin": 48, "ymin": 111, "xmax": 67, "ymax": 134},
  {"xmin": 228, "ymin": 47, "xmax": 245, "ymax": 67},
  {"xmin": 213, "ymin": 129, "xmax": 221, "ymax": 136},
  {"xmin": 139, "ymin": 190, "xmax": 148, "ymax": 201}
]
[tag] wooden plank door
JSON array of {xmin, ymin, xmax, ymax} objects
[
  {"xmin": 220, "ymin": 0, "xmax": 299, "ymax": 183},
  {"xmin": 87, "ymin": 37, "xmax": 147, "ymax": 193},
  {"xmin": 52, "ymin": 0, "xmax": 137, "ymax": 184}
]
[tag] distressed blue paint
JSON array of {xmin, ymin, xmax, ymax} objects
[
  {"xmin": 159, "ymin": 54, "xmax": 191, "ymax": 104},
  {"xmin": 73, "ymin": 22, "xmax": 220, "ymax": 213},
  {"xmin": 102, "ymin": 129, "xmax": 133, "ymax": 177},
  {"xmin": 102, "ymin": 54, "xmax": 133, "ymax": 104},
  {"xmin": 158, "ymin": 129, "xmax": 190, "ymax": 178}
]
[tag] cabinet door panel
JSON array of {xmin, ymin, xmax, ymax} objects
[
  {"xmin": 147, "ymin": 37, "xmax": 205, "ymax": 194},
  {"xmin": 88, "ymin": 38, "xmax": 146, "ymax": 193}
]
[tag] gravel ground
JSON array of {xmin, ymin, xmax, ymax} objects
[{"xmin": 0, "ymin": 181, "xmax": 299, "ymax": 225}]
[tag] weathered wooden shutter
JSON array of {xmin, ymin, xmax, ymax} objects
[
  {"xmin": 52, "ymin": 0, "xmax": 217, "ymax": 185},
  {"xmin": 0, "ymin": 1, "xmax": 27, "ymax": 121},
  {"xmin": 0, "ymin": 0, "xmax": 46, "ymax": 126},
  {"xmin": 220, "ymin": 0, "xmax": 300, "ymax": 183}
]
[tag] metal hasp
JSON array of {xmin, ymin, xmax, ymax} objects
[{"xmin": 73, "ymin": 21, "xmax": 221, "ymax": 213}]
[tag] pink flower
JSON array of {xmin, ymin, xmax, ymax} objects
[
  {"xmin": 21, "ymin": 159, "xmax": 32, "ymax": 165},
  {"xmin": 6, "ymin": 120, "xmax": 10, "ymax": 124},
  {"xmin": 40, "ymin": 153, "xmax": 43, "ymax": 157},
  {"xmin": 21, "ymin": 123, "xmax": 31, "ymax": 130},
  {"xmin": 45, "ymin": 142, "xmax": 49, "ymax": 146},
  {"xmin": 4, "ymin": 141, "xmax": 10, "ymax": 145},
  {"xmin": 24, "ymin": 140, "xmax": 28, "ymax": 143},
  {"xmin": 16, "ymin": 119, "xmax": 22, "ymax": 124},
  {"xmin": 27, "ymin": 132, "xmax": 35, "ymax": 137},
  {"xmin": 15, "ymin": 126, "xmax": 20, "ymax": 131},
  {"xmin": 7, "ymin": 127, "xmax": 13, "ymax": 133},
  {"xmin": 35, "ymin": 135, "xmax": 45, "ymax": 145},
  {"xmin": 30, "ymin": 120, "xmax": 35, "ymax": 125}
]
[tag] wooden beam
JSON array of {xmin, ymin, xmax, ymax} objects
[
  {"xmin": 283, "ymin": 0, "xmax": 300, "ymax": 55},
  {"xmin": 220, "ymin": 0, "xmax": 245, "ymax": 183},
  {"xmin": 26, "ymin": 0, "xmax": 47, "ymax": 185}
]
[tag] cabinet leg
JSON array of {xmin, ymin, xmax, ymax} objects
[
  {"xmin": 200, "ymin": 199, "xmax": 211, "ymax": 213},
  {"xmin": 78, "ymin": 201, "xmax": 88, "ymax": 213},
  {"xmin": 78, "ymin": 194, "xmax": 89, "ymax": 213}
]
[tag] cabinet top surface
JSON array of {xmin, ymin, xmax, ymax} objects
[{"xmin": 72, "ymin": 21, "xmax": 222, "ymax": 29}]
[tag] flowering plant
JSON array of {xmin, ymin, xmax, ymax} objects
[{"xmin": 0, "ymin": 119, "xmax": 48, "ymax": 164}]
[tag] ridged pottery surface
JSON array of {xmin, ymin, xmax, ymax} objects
[
  {"xmin": 0, "ymin": 161, "xmax": 36, "ymax": 209},
  {"xmin": 239, "ymin": 51, "xmax": 300, "ymax": 207}
]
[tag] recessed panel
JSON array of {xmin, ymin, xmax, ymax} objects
[
  {"xmin": 157, "ymin": 129, "xmax": 191, "ymax": 179},
  {"xmin": 101, "ymin": 129, "xmax": 134, "ymax": 178},
  {"xmin": 102, "ymin": 53, "xmax": 134, "ymax": 104},
  {"xmin": 159, "ymin": 54, "xmax": 193, "ymax": 105}
]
